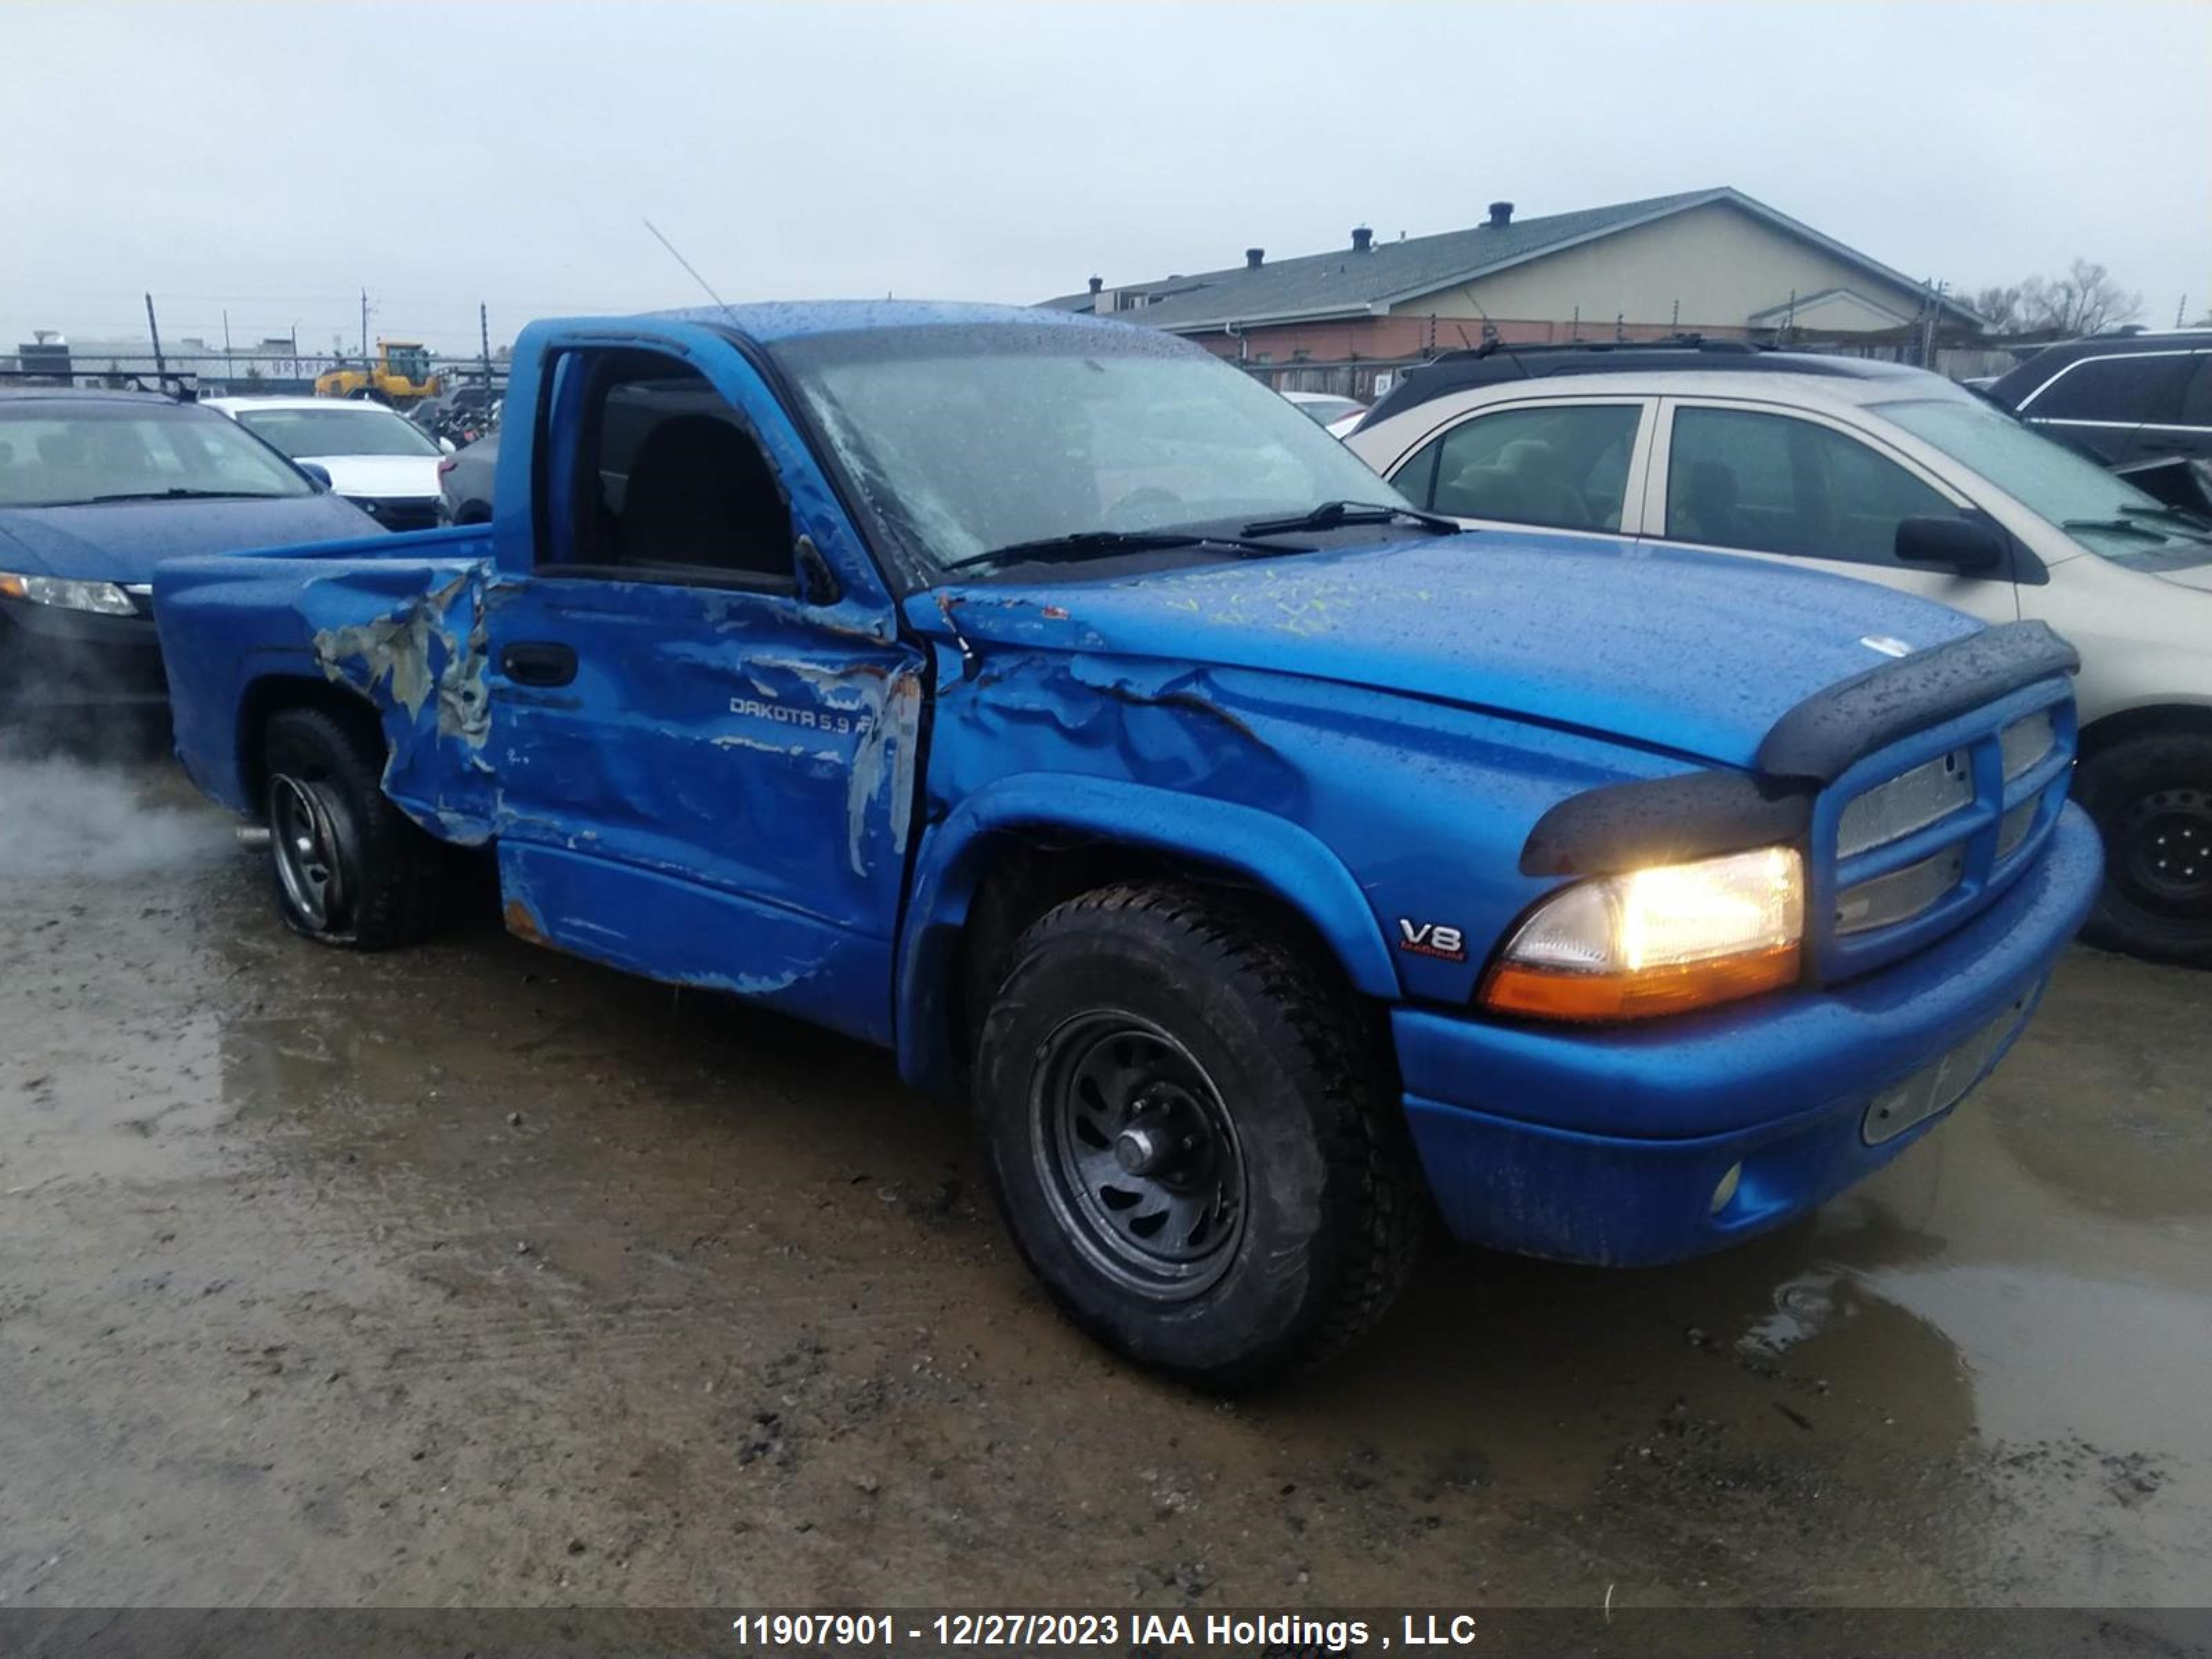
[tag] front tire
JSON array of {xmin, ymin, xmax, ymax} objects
[
  {"xmin": 2076, "ymin": 732, "xmax": 2212, "ymax": 966},
  {"xmin": 262, "ymin": 706, "xmax": 451, "ymax": 949},
  {"xmin": 973, "ymin": 883, "xmax": 1425, "ymax": 1389}
]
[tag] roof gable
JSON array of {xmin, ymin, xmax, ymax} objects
[{"xmin": 1047, "ymin": 188, "xmax": 1979, "ymax": 332}]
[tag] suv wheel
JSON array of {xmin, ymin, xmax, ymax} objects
[
  {"xmin": 2077, "ymin": 731, "xmax": 2212, "ymax": 966},
  {"xmin": 973, "ymin": 882, "xmax": 1426, "ymax": 1388}
]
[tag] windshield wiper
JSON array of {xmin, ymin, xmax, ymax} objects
[
  {"xmin": 944, "ymin": 528, "xmax": 1302, "ymax": 574},
  {"xmin": 2119, "ymin": 503, "xmax": 2212, "ymax": 538},
  {"xmin": 941, "ymin": 529, "xmax": 1208, "ymax": 574},
  {"xmin": 1239, "ymin": 498, "xmax": 1460, "ymax": 537},
  {"xmin": 2060, "ymin": 516, "xmax": 2172, "ymax": 543},
  {"xmin": 84, "ymin": 488, "xmax": 270, "ymax": 504}
]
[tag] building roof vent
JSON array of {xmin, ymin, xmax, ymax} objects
[
  {"xmin": 1487, "ymin": 200, "xmax": 1515, "ymax": 227},
  {"xmin": 1087, "ymin": 275, "xmax": 1103, "ymax": 295},
  {"xmin": 1245, "ymin": 247, "xmax": 1264, "ymax": 269},
  {"xmin": 1350, "ymin": 225, "xmax": 1374, "ymax": 254}
]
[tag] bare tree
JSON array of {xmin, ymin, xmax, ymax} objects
[
  {"xmin": 1972, "ymin": 284, "xmax": 2025, "ymax": 332},
  {"xmin": 2012, "ymin": 259, "xmax": 2144, "ymax": 335}
]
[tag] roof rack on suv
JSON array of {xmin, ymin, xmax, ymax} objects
[
  {"xmin": 1359, "ymin": 336, "xmax": 1899, "ymax": 429},
  {"xmin": 1429, "ymin": 332, "xmax": 1759, "ymax": 370}
]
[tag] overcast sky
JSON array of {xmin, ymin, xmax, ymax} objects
[{"xmin": 5, "ymin": 1, "xmax": 2207, "ymax": 354}]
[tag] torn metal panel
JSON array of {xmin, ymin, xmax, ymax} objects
[
  {"xmin": 890, "ymin": 601, "xmax": 1692, "ymax": 1091},
  {"xmin": 303, "ymin": 559, "xmax": 500, "ymax": 843},
  {"xmin": 912, "ymin": 543, "xmax": 1985, "ymax": 771}
]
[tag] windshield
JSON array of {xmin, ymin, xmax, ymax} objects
[
  {"xmin": 385, "ymin": 345, "xmax": 432, "ymax": 382},
  {"xmin": 0, "ymin": 401, "xmax": 314, "ymax": 507},
  {"xmin": 771, "ymin": 324, "xmax": 1403, "ymax": 572},
  {"xmin": 1877, "ymin": 394, "xmax": 2212, "ymax": 568},
  {"xmin": 234, "ymin": 404, "xmax": 442, "ymax": 460}
]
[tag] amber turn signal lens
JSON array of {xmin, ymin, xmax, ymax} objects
[{"xmin": 1481, "ymin": 941, "xmax": 1801, "ymax": 1022}]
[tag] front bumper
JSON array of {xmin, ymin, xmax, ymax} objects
[
  {"xmin": 0, "ymin": 594, "xmax": 169, "ymax": 709},
  {"xmin": 1394, "ymin": 802, "xmax": 2103, "ymax": 1266}
]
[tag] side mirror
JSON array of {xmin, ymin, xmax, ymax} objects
[
  {"xmin": 438, "ymin": 436, "xmax": 457, "ymax": 455},
  {"xmin": 1895, "ymin": 514, "xmax": 2004, "ymax": 574},
  {"xmin": 299, "ymin": 462, "xmax": 333, "ymax": 490}
]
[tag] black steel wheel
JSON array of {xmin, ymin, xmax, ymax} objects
[
  {"xmin": 1033, "ymin": 1011, "xmax": 1246, "ymax": 1301},
  {"xmin": 974, "ymin": 882, "xmax": 1426, "ymax": 1389},
  {"xmin": 2078, "ymin": 731, "xmax": 2212, "ymax": 967},
  {"xmin": 2116, "ymin": 786, "xmax": 2212, "ymax": 913}
]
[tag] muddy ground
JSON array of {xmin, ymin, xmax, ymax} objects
[{"xmin": 1, "ymin": 756, "xmax": 2207, "ymax": 1615}]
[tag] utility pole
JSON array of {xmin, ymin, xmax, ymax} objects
[
  {"xmin": 1922, "ymin": 278, "xmax": 1947, "ymax": 368},
  {"xmin": 2179, "ymin": 295, "xmax": 2189, "ymax": 328},
  {"xmin": 144, "ymin": 292, "xmax": 166, "ymax": 379},
  {"xmin": 359, "ymin": 288, "xmax": 370, "ymax": 359},
  {"xmin": 480, "ymin": 302, "xmax": 493, "ymax": 397}
]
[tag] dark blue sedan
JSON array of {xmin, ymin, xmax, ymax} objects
[{"xmin": 0, "ymin": 385, "xmax": 377, "ymax": 718}]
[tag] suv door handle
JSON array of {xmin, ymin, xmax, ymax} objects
[{"xmin": 501, "ymin": 641, "xmax": 578, "ymax": 686}]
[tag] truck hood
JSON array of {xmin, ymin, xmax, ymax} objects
[
  {"xmin": 0, "ymin": 491, "xmax": 380, "ymax": 585},
  {"xmin": 921, "ymin": 532, "xmax": 1985, "ymax": 771},
  {"xmin": 306, "ymin": 453, "xmax": 445, "ymax": 500}
]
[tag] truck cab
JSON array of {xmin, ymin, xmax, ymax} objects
[{"xmin": 153, "ymin": 303, "xmax": 2103, "ymax": 1385}]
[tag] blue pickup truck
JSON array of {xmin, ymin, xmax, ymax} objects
[{"xmin": 153, "ymin": 302, "xmax": 2103, "ymax": 1385}]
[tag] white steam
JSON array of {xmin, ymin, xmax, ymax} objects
[{"xmin": 0, "ymin": 757, "xmax": 234, "ymax": 878}]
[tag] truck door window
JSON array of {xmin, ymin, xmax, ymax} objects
[
  {"xmin": 1394, "ymin": 404, "xmax": 1639, "ymax": 531},
  {"xmin": 1665, "ymin": 406, "xmax": 1959, "ymax": 566},
  {"xmin": 552, "ymin": 351, "xmax": 795, "ymax": 590}
]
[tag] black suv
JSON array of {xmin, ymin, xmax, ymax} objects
[{"xmin": 1987, "ymin": 329, "xmax": 2212, "ymax": 468}]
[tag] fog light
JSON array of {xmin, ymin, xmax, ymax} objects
[{"xmin": 1710, "ymin": 1161, "xmax": 1742, "ymax": 1215}]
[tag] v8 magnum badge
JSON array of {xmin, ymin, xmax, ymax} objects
[{"xmin": 1397, "ymin": 917, "xmax": 1468, "ymax": 962}]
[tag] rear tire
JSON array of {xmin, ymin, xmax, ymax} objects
[
  {"xmin": 262, "ymin": 706, "xmax": 451, "ymax": 949},
  {"xmin": 2076, "ymin": 731, "xmax": 2212, "ymax": 966},
  {"xmin": 973, "ymin": 882, "xmax": 1426, "ymax": 1389}
]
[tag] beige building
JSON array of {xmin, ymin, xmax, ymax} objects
[{"xmin": 1041, "ymin": 187, "xmax": 1980, "ymax": 396}]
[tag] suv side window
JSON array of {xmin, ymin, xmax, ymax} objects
[
  {"xmin": 547, "ymin": 348, "xmax": 796, "ymax": 590},
  {"xmin": 1394, "ymin": 404, "xmax": 1640, "ymax": 532},
  {"xmin": 1665, "ymin": 406, "xmax": 1959, "ymax": 567},
  {"xmin": 2182, "ymin": 355, "xmax": 2212, "ymax": 427},
  {"xmin": 2026, "ymin": 354, "xmax": 2193, "ymax": 424}
]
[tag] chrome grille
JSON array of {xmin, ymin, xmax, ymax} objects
[
  {"xmin": 2001, "ymin": 710, "xmax": 2056, "ymax": 780},
  {"xmin": 1835, "ymin": 847, "xmax": 1965, "ymax": 935},
  {"xmin": 1817, "ymin": 687, "xmax": 2075, "ymax": 982},
  {"xmin": 1836, "ymin": 749, "xmax": 1971, "ymax": 858}
]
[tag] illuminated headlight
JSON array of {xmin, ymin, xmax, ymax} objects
[
  {"xmin": 1481, "ymin": 847, "xmax": 1805, "ymax": 1022},
  {"xmin": 0, "ymin": 572, "xmax": 137, "ymax": 616}
]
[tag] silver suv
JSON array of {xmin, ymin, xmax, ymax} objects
[{"xmin": 1345, "ymin": 344, "xmax": 2212, "ymax": 964}]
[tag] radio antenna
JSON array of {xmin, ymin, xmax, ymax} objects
[{"xmin": 644, "ymin": 218, "xmax": 740, "ymax": 327}]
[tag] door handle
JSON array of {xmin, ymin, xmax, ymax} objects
[{"xmin": 501, "ymin": 641, "xmax": 578, "ymax": 686}]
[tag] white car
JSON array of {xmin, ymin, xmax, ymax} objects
[
  {"xmin": 203, "ymin": 395, "xmax": 449, "ymax": 530},
  {"xmin": 1346, "ymin": 346, "xmax": 2212, "ymax": 964},
  {"xmin": 1280, "ymin": 390, "xmax": 1368, "ymax": 440}
]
